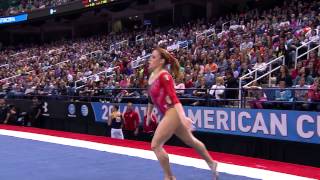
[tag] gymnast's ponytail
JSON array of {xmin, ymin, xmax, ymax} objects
[{"xmin": 155, "ymin": 47, "xmax": 181, "ymax": 79}]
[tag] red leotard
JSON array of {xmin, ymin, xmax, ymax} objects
[{"xmin": 148, "ymin": 71, "xmax": 180, "ymax": 115}]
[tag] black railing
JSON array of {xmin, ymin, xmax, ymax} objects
[{"xmin": 1, "ymin": 87, "xmax": 319, "ymax": 111}]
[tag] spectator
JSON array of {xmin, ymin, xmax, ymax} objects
[
  {"xmin": 252, "ymin": 53, "xmax": 267, "ymax": 77},
  {"xmin": 93, "ymin": 81, "xmax": 105, "ymax": 99},
  {"xmin": 175, "ymin": 75, "xmax": 185, "ymax": 95},
  {"xmin": 124, "ymin": 63, "xmax": 133, "ymax": 76},
  {"xmin": 205, "ymin": 57, "xmax": 218, "ymax": 74},
  {"xmin": 286, "ymin": 36, "xmax": 303, "ymax": 68},
  {"xmin": 291, "ymin": 61, "xmax": 303, "ymax": 80},
  {"xmin": 104, "ymin": 80, "xmax": 115, "ymax": 96},
  {"xmin": 224, "ymin": 70, "xmax": 238, "ymax": 101},
  {"xmin": 230, "ymin": 62, "xmax": 239, "ymax": 78},
  {"xmin": 240, "ymin": 36, "xmax": 253, "ymax": 52},
  {"xmin": 315, "ymin": 67, "xmax": 320, "ymax": 79},
  {"xmin": 203, "ymin": 67, "xmax": 215, "ymax": 87},
  {"xmin": 193, "ymin": 77, "xmax": 207, "ymax": 97},
  {"xmin": 294, "ymin": 77, "xmax": 309, "ymax": 110},
  {"xmin": 276, "ymin": 65, "xmax": 293, "ymax": 87},
  {"xmin": 192, "ymin": 77, "xmax": 208, "ymax": 106},
  {"xmin": 304, "ymin": 51, "xmax": 319, "ymax": 71},
  {"xmin": 79, "ymin": 86, "xmax": 94, "ymax": 97},
  {"xmin": 293, "ymin": 67, "xmax": 314, "ymax": 86},
  {"xmin": 307, "ymin": 62, "xmax": 317, "ymax": 79},
  {"xmin": 274, "ymin": 43, "xmax": 286, "ymax": 58},
  {"xmin": 120, "ymin": 75, "xmax": 130, "ymax": 89},
  {"xmin": 307, "ymin": 78, "xmax": 320, "ymax": 110},
  {"xmin": 209, "ymin": 77, "xmax": 225, "ymax": 100},
  {"xmin": 275, "ymin": 81, "xmax": 292, "ymax": 101},
  {"xmin": 216, "ymin": 51, "xmax": 228, "ymax": 73},
  {"xmin": 239, "ymin": 62, "xmax": 252, "ymax": 86},
  {"xmin": 184, "ymin": 74, "xmax": 194, "ymax": 89},
  {"xmin": 246, "ymin": 81, "xmax": 267, "ymax": 109},
  {"xmin": 307, "ymin": 29, "xmax": 319, "ymax": 43},
  {"xmin": 123, "ymin": 102, "xmax": 140, "ymax": 139}
]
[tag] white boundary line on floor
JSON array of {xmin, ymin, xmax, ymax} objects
[{"xmin": 0, "ymin": 129, "xmax": 314, "ymax": 180}]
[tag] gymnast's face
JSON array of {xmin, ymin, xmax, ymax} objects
[{"xmin": 149, "ymin": 50, "xmax": 164, "ymax": 72}]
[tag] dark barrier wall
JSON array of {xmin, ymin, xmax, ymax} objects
[
  {"xmin": 6, "ymin": 99, "xmax": 96, "ymax": 134},
  {"xmin": 5, "ymin": 99, "xmax": 320, "ymax": 167}
]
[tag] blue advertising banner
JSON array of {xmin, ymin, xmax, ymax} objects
[
  {"xmin": 91, "ymin": 102, "xmax": 320, "ymax": 144},
  {"xmin": 0, "ymin": 14, "xmax": 28, "ymax": 24}
]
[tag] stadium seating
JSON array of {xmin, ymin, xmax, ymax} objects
[{"xmin": 0, "ymin": 0, "xmax": 320, "ymax": 111}]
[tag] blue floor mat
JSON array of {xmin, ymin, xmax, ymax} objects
[{"xmin": 0, "ymin": 135, "xmax": 260, "ymax": 180}]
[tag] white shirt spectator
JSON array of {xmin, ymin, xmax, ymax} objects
[
  {"xmin": 240, "ymin": 41, "xmax": 253, "ymax": 51},
  {"xmin": 209, "ymin": 84, "xmax": 225, "ymax": 99},
  {"xmin": 233, "ymin": 71, "xmax": 239, "ymax": 78},
  {"xmin": 308, "ymin": 34, "xmax": 319, "ymax": 43},
  {"xmin": 217, "ymin": 31, "xmax": 229, "ymax": 39},
  {"xmin": 67, "ymin": 74, "xmax": 73, "ymax": 82},
  {"xmin": 141, "ymin": 50, "xmax": 146, "ymax": 56},
  {"xmin": 279, "ymin": 21, "xmax": 290, "ymax": 27},
  {"xmin": 84, "ymin": 70, "xmax": 92, "ymax": 77},
  {"xmin": 93, "ymin": 74, "xmax": 100, "ymax": 82},
  {"xmin": 167, "ymin": 43, "xmax": 179, "ymax": 51},
  {"xmin": 229, "ymin": 25, "xmax": 245, "ymax": 31},
  {"xmin": 252, "ymin": 62, "xmax": 267, "ymax": 72},
  {"xmin": 175, "ymin": 83, "xmax": 185, "ymax": 95},
  {"xmin": 294, "ymin": 84, "xmax": 310, "ymax": 101}
]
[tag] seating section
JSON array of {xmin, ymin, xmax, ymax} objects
[{"xmin": 0, "ymin": 0, "xmax": 320, "ymax": 111}]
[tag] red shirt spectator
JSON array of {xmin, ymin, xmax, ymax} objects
[
  {"xmin": 143, "ymin": 114, "xmax": 157, "ymax": 133},
  {"xmin": 185, "ymin": 80, "xmax": 193, "ymax": 88},
  {"xmin": 123, "ymin": 103, "xmax": 140, "ymax": 132},
  {"xmin": 143, "ymin": 65, "xmax": 149, "ymax": 78},
  {"xmin": 185, "ymin": 74, "xmax": 193, "ymax": 88},
  {"xmin": 291, "ymin": 69, "xmax": 299, "ymax": 80},
  {"xmin": 116, "ymin": 62, "xmax": 124, "ymax": 73},
  {"xmin": 307, "ymin": 79, "xmax": 320, "ymax": 101}
]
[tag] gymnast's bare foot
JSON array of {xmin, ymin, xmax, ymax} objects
[
  {"xmin": 210, "ymin": 161, "xmax": 219, "ymax": 180},
  {"xmin": 164, "ymin": 176, "xmax": 176, "ymax": 180}
]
